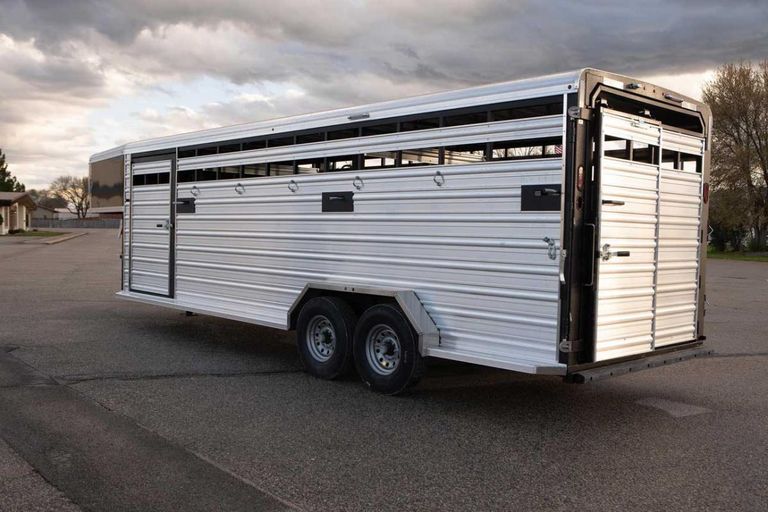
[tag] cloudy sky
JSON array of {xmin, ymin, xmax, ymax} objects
[{"xmin": 1, "ymin": 0, "xmax": 766, "ymax": 189}]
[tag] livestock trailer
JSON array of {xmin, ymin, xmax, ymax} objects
[{"xmin": 92, "ymin": 68, "xmax": 712, "ymax": 394}]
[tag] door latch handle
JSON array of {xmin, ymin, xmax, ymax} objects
[
  {"xmin": 535, "ymin": 188, "xmax": 561, "ymax": 197},
  {"xmin": 601, "ymin": 244, "xmax": 630, "ymax": 260},
  {"xmin": 601, "ymin": 199, "xmax": 625, "ymax": 206}
]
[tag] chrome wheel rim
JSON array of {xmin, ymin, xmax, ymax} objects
[
  {"xmin": 306, "ymin": 315, "xmax": 336, "ymax": 362},
  {"xmin": 365, "ymin": 324, "xmax": 401, "ymax": 375}
]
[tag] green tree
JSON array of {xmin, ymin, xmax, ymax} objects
[
  {"xmin": 709, "ymin": 188, "xmax": 749, "ymax": 251},
  {"xmin": 0, "ymin": 148, "xmax": 25, "ymax": 192},
  {"xmin": 703, "ymin": 62, "xmax": 768, "ymax": 251}
]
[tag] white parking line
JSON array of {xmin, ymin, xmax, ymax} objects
[{"xmin": 636, "ymin": 397, "xmax": 712, "ymax": 418}]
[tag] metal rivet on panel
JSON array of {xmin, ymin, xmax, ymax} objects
[{"xmin": 288, "ymin": 180, "xmax": 298, "ymax": 193}]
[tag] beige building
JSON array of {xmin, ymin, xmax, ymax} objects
[
  {"xmin": 31, "ymin": 204, "xmax": 58, "ymax": 220},
  {"xmin": 0, "ymin": 192, "xmax": 36, "ymax": 235}
]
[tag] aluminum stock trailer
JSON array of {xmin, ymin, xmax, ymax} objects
[{"xmin": 91, "ymin": 69, "xmax": 712, "ymax": 394}]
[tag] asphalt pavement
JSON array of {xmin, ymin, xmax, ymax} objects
[{"xmin": 0, "ymin": 229, "xmax": 766, "ymax": 511}]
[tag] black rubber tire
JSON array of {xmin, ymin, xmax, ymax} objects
[
  {"xmin": 353, "ymin": 303, "xmax": 424, "ymax": 395},
  {"xmin": 296, "ymin": 296, "xmax": 357, "ymax": 380}
]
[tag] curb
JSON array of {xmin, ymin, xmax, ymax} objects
[{"xmin": 44, "ymin": 232, "xmax": 87, "ymax": 245}]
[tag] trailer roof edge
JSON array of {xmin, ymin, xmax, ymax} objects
[
  {"xmin": 90, "ymin": 68, "xmax": 709, "ymax": 164},
  {"xmin": 90, "ymin": 69, "xmax": 584, "ymax": 163}
]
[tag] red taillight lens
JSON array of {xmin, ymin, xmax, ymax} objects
[{"xmin": 703, "ymin": 183, "xmax": 709, "ymax": 203}]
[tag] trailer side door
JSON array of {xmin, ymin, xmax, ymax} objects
[{"xmin": 128, "ymin": 158, "xmax": 174, "ymax": 297}]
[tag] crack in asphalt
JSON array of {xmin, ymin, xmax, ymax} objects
[
  {"xmin": 709, "ymin": 352, "xmax": 768, "ymax": 359},
  {"xmin": 58, "ymin": 368, "xmax": 302, "ymax": 385}
]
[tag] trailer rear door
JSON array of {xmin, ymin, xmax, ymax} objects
[
  {"xmin": 655, "ymin": 129, "xmax": 705, "ymax": 347},
  {"xmin": 593, "ymin": 109, "xmax": 703, "ymax": 362}
]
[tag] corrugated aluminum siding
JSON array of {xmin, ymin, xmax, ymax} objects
[{"xmin": 172, "ymin": 152, "xmax": 564, "ymax": 373}]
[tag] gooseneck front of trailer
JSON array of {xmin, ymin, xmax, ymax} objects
[{"xmin": 561, "ymin": 70, "xmax": 712, "ymax": 382}]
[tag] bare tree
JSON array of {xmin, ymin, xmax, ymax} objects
[
  {"xmin": 50, "ymin": 176, "xmax": 90, "ymax": 219},
  {"xmin": 28, "ymin": 188, "xmax": 68, "ymax": 209},
  {"xmin": 703, "ymin": 61, "xmax": 768, "ymax": 250}
]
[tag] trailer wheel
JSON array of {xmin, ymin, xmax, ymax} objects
[
  {"xmin": 296, "ymin": 296, "xmax": 357, "ymax": 380},
  {"xmin": 353, "ymin": 303, "xmax": 424, "ymax": 395}
]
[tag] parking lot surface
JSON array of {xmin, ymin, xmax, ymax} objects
[{"xmin": 0, "ymin": 229, "xmax": 766, "ymax": 511}]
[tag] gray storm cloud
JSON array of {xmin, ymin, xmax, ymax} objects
[{"xmin": 0, "ymin": 0, "xmax": 767, "ymax": 187}]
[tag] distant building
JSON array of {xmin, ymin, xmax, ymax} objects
[
  {"xmin": 31, "ymin": 204, "xmax": 58, "ymax": 220},
  {"xmin": 0, "ymin": 192, "xmax": 36, "ymax": 234},
  {"xmin": 54, "ymin": 208, "xmax": 97, "ymax": 220}
]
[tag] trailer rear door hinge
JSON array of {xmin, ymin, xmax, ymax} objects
[
  {"xmin": 567, "ymin": 106, "xmax": 592, "ymax": 121},
  {"xmin": 559, "ymin": 339, "xmax": 583, "ymax": 353}
]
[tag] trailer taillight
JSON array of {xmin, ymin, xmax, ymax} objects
[
  {"xmin": 577, "ymin": 166, "xmax": 584, "ymax": 191},
  {"xmin": 703, "ymin": 183, "xmax": 709, "ymax": 203}
]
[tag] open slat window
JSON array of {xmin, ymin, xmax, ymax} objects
[
  {"xmin": 444, "ymin": 143, "xmax": 486, "ymax": 165},
  {"xmin": 197, "ymin": 168, "xmax": 217, "ymax": 181},
  {"xmin": 363, "ymin": 151, "xmax": 398, "ymax": 169},
  {"xmin": 133, "ymin": 172, "xmax": 170, "ymax": 186},
  {"xmin": 218, "ymin": 166, "xmax": 241, "ymax": 180},
  {"xmin": 491, "ymin": 138, "xmax": 562, "ymax": 161},
  {"xmin": 242, "ymin": 164, "xmax": 268, "ymax": 177},
  {"xmin": 327, "ymin": 155, "xmax": 360, "ymax": 172},
  {"xmin": 297, "ymin": 158, "xmax": 324, "ymax": 174},
  {"xmin": 269, "ymin": 161, "xmax": 295, "ymax": 176},
  {"xmin": 402, "ymin": 148, "xmax": 440, "ymax": 166},
  {"xmin": 171, "ymin": 96, "xmax": 568, "ymax": 182}
]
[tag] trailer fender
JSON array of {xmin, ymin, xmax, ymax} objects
[{"xmin": 288, "ymin": 282, "xmax": 440, "ymax": 356}]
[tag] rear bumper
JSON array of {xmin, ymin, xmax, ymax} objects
[{"xmin": 565, "ymin": 344, "xmax": 713, "ymax": 383}]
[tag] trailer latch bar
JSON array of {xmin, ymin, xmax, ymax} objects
[
  {"xmin": 601, "ymin": 243, "xmax": 630, "ymax": 261},
  {"xmin": 542, "ymin": 237, "xmax": 558, "ymax": 260},
  {"xmin": 559, "ymin": 339, "xmax": 583, "ymax": 353}
]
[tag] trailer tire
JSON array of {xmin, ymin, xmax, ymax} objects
[
  {"xmin": 296, "ymin": 296, "xmax": 357, "ymax": 380},
  {"xmin": 353, "ymin": 303, "xmax": 424, "ymax": 395}
]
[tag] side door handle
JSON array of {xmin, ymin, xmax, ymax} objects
[
  {"xmin": 535, "ymin": 188, "xmax": 561, "ymax": 197},
  {"xmin": 601, "ymin": 199, "xmax": 625, "ymax": 206}
]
